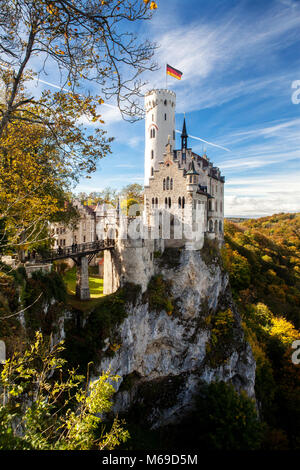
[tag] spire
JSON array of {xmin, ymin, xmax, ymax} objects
[{"xmin": 181, "ymin": 114, "xmax": 188, "ymax": 150}]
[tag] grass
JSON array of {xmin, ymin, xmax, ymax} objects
[{"xmin": 62, "ymin": 266, "xmax": 104, "ymax": 299}]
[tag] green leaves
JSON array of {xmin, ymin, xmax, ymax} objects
[{"xmin": 0, "ymin": 332, "xmax": 128, "ymax": 450}]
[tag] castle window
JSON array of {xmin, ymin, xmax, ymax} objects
[
  {"xmin": 173, "ymin": 130, "xmax": 175, "ymax": 140},
  {"xmin": 208, "ymin": 220, "xmax": 213, "ymax": 232},
  {"xmin": 215, "ymin": 220, "xmax": 218, "ymax": 233},
  {"xmin": 151, "ymin": 150, "xmax": 154, "ymax": 159},
  {"xmin": 182, "ymin": 197, "xmax": 185, "ymax": 209},
  {"xmin": 151, "ymin": 167, "xmax": 154, "ymax": 177},
  {"xmin": 150, "ymin": 128, "xmax": 156, "ymax": 139},
  {"xmin": 220, "ymin": 201, "xmax": 223, "ymax": 212},
  {"xmin": 83, "ymin": 235, "xmax": 86, "ymax": 242},
  {"xmin": 170, "ymin": 178, "xmax": 173, "ymax": 190},
  {"xmin": 152, "ymin": 198, "xmax": 154, "ymax": 207},
  {"xmin": 164, "ymin": 113, "xmax": 167, "ymax": 120},
  {"xmin": 168, "ymin": 197, "xmax": 171, "ymax": 208},
  {"xmin": 209, "ymin": 200, "xmax": 212, "ymax": 211},
  {"xmin": 166, "ymin": 176, "xmax": 170, "ymax": 190},
  {"xmin": 164, "ymin": 99, "xmax": 167, "ymax": 105},
  {"xmin": 178, "ymin": 197, "xmax": 181, "ymax": 208},
  {"xmin": 155, "ymin": 198, "xmax": 158, "ymax": 208},
  {"xmin": 215, "ymin": 201, "xmax": 218, "ymax": 212},
  {"xmin": 165, "ymin": 197, "xmax": 168, "ymax": 208},
  {"xmin": 189, "ymin": 175, "xmax": 192, "ymax": 183},
  {"xmin": 163, "ymin": 178, "xmax": 166, "ymax": 190},
  {"xmin": 219, "ymin": 220, "xmax": 222, "ymax": 233},
  {"xmin": 193, "ymin": 175, "xmax": 197, "ymax": 184}
]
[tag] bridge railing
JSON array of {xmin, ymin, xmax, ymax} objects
[{"xmin": 39, "ymin": 239, "xmax": 115, "ymax": 261}]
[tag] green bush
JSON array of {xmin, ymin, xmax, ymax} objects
[{"xmin": 193, "ymin": 381, "xmax": 263, "ymax": 450}]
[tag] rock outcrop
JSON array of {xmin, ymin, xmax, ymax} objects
[{"xmin": 93, "ymin": 245, "xmax": 256, "ymax": 429}]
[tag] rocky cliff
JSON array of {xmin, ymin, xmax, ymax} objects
[{"xmin": 92, "ymin": 243, "xmax": 256, "ymax": 429}]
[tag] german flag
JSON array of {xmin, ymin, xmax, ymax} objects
[{"xmin": 166, "ymin": 64, "xmax": 183, "ymax": 80}]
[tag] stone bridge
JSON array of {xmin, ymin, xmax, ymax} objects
[{"xmin": 40, "ymin": 239, "xmax": 115, "ymax": 300}]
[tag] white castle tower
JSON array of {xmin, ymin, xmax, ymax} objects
[{"xmin": 144, "ymin": 89, "xmax": 176, "ymax": 186}]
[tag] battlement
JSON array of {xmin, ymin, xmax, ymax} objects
[{"xmin": 145, "ymin": 88, "xmax": 176, "ymax": 98}]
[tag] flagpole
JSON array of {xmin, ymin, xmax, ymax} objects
[{"xmin": 166, "ymin": 64, "xmax": 168, "ymax": 89}]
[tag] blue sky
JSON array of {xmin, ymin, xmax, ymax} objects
[{"xmin": 30, "ymin": 0, "xmax": 300, "ymax": 216}]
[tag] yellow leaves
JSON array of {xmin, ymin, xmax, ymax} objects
[
  {"xmin": 144, "ymin": 0, "xmax": 158, "ymax": 8},
  {"xmin": 269, "ymin": 317, "xmax": 300, "ymax": 345}
]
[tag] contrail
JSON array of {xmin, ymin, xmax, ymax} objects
[
  {"xmin": 176, "ymin": 129, "xmax": 231, "ymax": 152},
  {"xmin": 0, "ymin": 66, "xmax": 232, "ymax": 149},
  {"xmin": 0, "ymin": 66, "xmax": 117, "ymax": 110}
]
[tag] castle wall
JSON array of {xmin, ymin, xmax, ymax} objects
[{"xmin": 103, "ymin": 234, "xmax": 164, "ymax": 295}]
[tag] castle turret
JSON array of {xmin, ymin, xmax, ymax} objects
[{"xmin": 144, "ymin": 89, "xmax": 176, "ymax": 186}]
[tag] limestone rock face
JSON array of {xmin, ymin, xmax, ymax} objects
[{"xmin": 94, "ymin": 248, "xmax": 256, "ymax": 429}]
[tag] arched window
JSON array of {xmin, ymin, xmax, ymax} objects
[
  {"xmin": 166, "ymin": 176, "xmax": 170, "ymax": 190},
  {"xmin": 182, "ymin": 197, "xmax": 185, "ymax": 209},
  {"xmin": 165, "ymin": 197, "xmax": 168, "ymax": 208},
  {"xmin": 151, "ymin": 150, "xmax": 154, "ymax": 159},
  {"xmin": 163, "ymin": 178, "xmax": 166, "ymax": 190},
  {"xmin": 168, "ymin": 197, "xmax": 171, "ymax": 208},
  {"xmin": 155, "ymin": 197, "xmax": 158, "ymax": 208},
  {"xmin": 215, "ymin": 220, "xmax": 218, "ymax": 233},
  {"xmin": 208, "ymin": 219, "xmax": 213, "ymax": 232},
  {"xmin": 178, "ymin": 197, "xmax": 181, "ymax": 208},
  {"xmin": 170, "ymin": 178, "xmax": 173, "ymax": 190},
  {"xmin": 150, "ymin": 128, "xmax": 156, "ymax": 139},
  {"xmin": 151, "ymin": 167, "xmax": 154, "ymax": 177},
  {"xmin": 164, "ymin": 99, "xmax": 167, "ymax": 105},
  {"xmin": 219, "ymin": 220, "xmax": 222, "ymax": 233}
]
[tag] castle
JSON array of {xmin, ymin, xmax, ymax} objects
[{"xmin": 51, "ymin": 89, "xmax": 225, "ymax": 298}]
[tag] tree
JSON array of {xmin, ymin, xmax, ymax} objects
[
  {"xmin": 193, "ymin": 381, "xmax": 263, "ymax": 450},
  {"xmin": 0, "ymin": 331, "xmax": 129, "ymax": 450},
  {"xmin": 0, "ymin": 119, "xmax": 79, "ymax": 253},
  {"xmin": 0, "ymin": 0, "xmax": 158, "ymax": 138},
  {"xmin": 120, "ymin": 183, "xmax": 144, "ymax": 203}
]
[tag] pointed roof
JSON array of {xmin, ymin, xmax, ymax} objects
[
  {"xmin": 186, "ymin": 159, "xmax": 199, "ymax": 175},
  {"xmin": 181, "ymin": 116, "xmax": 188, "ymax": 138}
]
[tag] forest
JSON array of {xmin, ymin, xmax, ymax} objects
[{"xmin": 221, "ymin": 213, "xmax": 300, "ymax": 449}]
